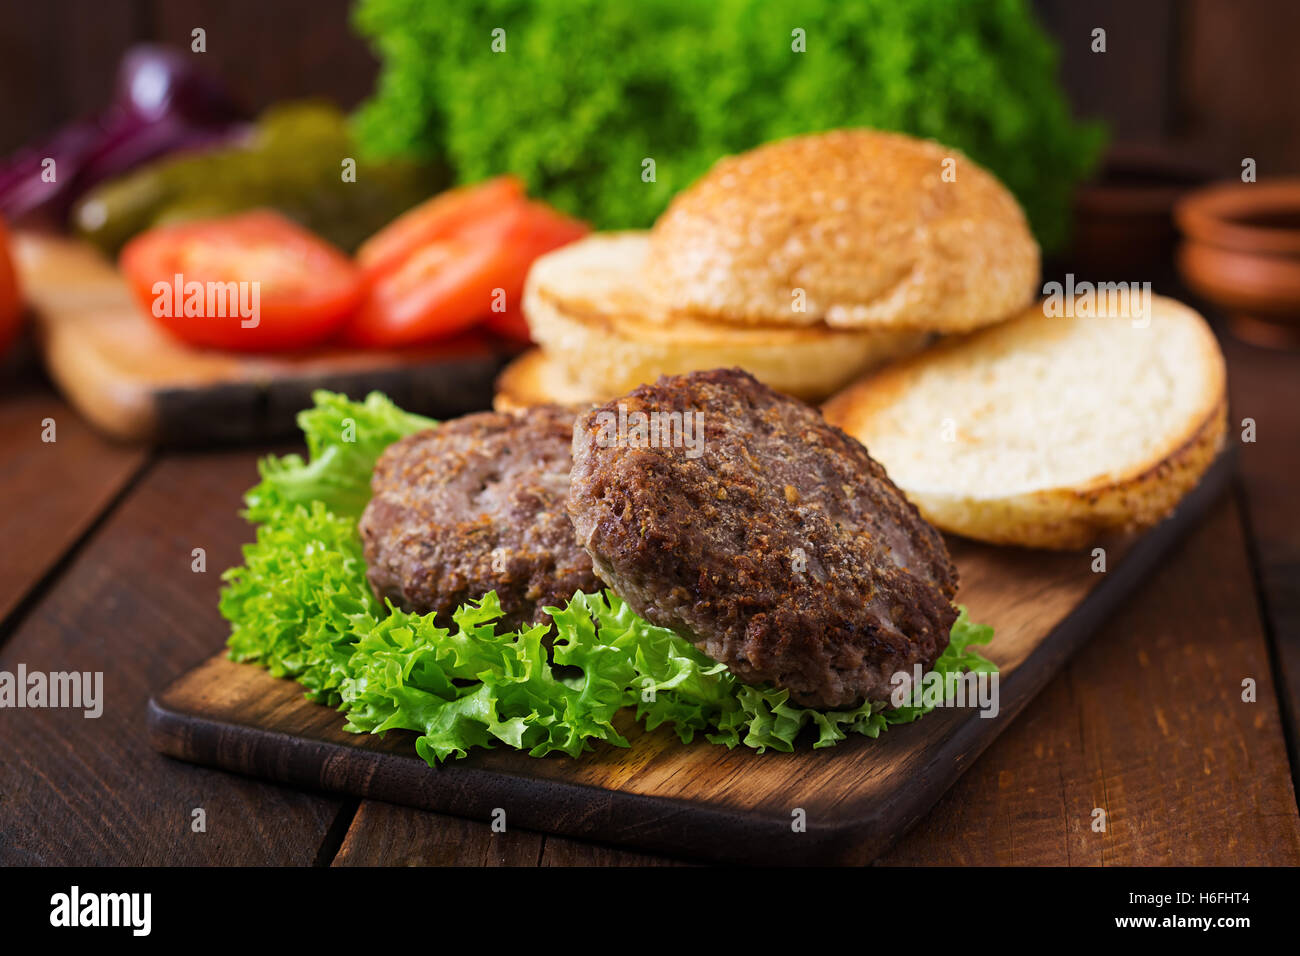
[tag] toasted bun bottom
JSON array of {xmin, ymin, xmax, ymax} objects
[
  {"xmin": 890, "ymin": 401, "xmax": 1227, "ymax": 549},
  {"xmin": 523, "ymin": 233, "xmax": 928, "ymax": 402},
  {"xmin": 494, "ymin": 349, "xmax": 608, "ymax": 411},
  {"xmin": 822, "ymin": 296, "xmax": 1229, "ymax": 549}
]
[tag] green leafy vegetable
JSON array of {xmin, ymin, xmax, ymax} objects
[
  {"xmin": 222, "ymin": 390, "xmax": 996, "ymax": 764},
  {"xmin": 244, "ymin": 389, "xmax": 436, "ymax": 523},
  {"xmin": 351, "ymin": 0, "xmax": 1104, "ymax": 250}
]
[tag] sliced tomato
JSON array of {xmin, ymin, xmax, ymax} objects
[
  {"xmin": 356, "ymin": 176, "xmax": 525, "ymax": 280},
  {"xmin": 342, "ymin": 199, "xmax": 586, "ymax": 348},
  {"xmin": 0, "ymin": 217, "xmax": 22, "ymax": 357},
  {"xmin": 120, "ymin": 210, "xmax": 365, "ymax": 352}
]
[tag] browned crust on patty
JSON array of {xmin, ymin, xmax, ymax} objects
[
  {"xmin": 360, "ymin": 404, "xmax": 600, "ymax": 630},
  {"xmin": 566, "ymin": 368, "xmax": 959, "ymax": 708}
]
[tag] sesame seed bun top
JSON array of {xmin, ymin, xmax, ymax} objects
[{"xmin": 644, "ymin": 129, "xmax": 1040, "ymax": 332}]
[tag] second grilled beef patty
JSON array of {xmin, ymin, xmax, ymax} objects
[
  {"xmin": 360, "ymin": 404, "xmax": 600, "ymax": 631},
  {"xmin": 567, "ymin": 368, "xmax": 959, "ymax": 709}
]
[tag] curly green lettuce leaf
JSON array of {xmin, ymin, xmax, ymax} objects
[
  {"xmin": 245, "ymin": 389, "xmax": 436, "ymax": 523},
  {"xmin": 879, "ymin": 606, "xmax": 997, "ymax": 723},
  {"xmin": 341, "ymin": 592, "xmax": 636, "ymax": 761},
  {"xmin": 586, "ymin": 592, "xmax": 995, "ymax": 753},
  {"xmin": 221, "ymin": 500, "xmax": 378, "ymax": 695}
]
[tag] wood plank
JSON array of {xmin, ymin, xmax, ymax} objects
[
  {"xmin": 331, "ymin": 800, "xmax": 686, "ymax": 866},
  {"xmin": 879, "ymin": 494, "xmax": 1300, "ymax": 865},
  {"xmin": 537, "ymin": 834, "xmax": 688, "ymax": 867},
  {"xmin": 145, "ymin": 0, "xmax": 377, "ymax": 114},
  {"xmin": 148, "ymin": 451, "xmax": 1236, "ymax": 864},
  {"xmin": 14, "ymin": 233, "xmax": 508, "ymax": 443},
  {"xmin": 1032, "ymin": 0, "xmax": 1177, "ymax": 143},
  {"xmin": 332, "ymin": 802, "xmax": 543, "ymax": 867},
  {"xmin": 0, "ymin": 0, "xmax": 145, "ymax": 169},
  {"xmin": 0, "ymin": 447, "xmax": 350, "ymax": 864},
  {"xmin": 0, "ymin": 371, "xmax": 147, "ymax": 626},
  {"xmin": 1179, "ymin": 0, "xmax": 1300, "ymax": 174},
  {"xmin": 1222, "ymin": 334, "xmax": 1300, "ymax": 789}
]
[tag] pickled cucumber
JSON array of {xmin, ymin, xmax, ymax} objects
[{"xmin": 73, "ymin": 101, "xmax": 448, "ymax": 255}]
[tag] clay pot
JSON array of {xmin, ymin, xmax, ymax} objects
[{"xmin": 1175, "ymin": 178, "xmax": 1300, "ymax": 348}]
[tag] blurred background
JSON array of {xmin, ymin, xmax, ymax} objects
[{"xmin": 3, "ymin": 0, "xmax": 1297, "ymax": 175}]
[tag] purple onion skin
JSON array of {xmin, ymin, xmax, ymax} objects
[{"xmin": 0, "ymin": 44, "xmax": 246, "ymax": 224}]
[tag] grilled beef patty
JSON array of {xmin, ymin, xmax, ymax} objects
[
  {"xmin": 360, "ymin": 404, "xmax": 599, "ymax": 630},
  {"xmin": 567, "ymin": 368, "xmax": 959, "ymax": 709}
]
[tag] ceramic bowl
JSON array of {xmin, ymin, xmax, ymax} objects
[{"xmin": 1176, "ymin": 178, "xmax": 1300, "ymax": 348}]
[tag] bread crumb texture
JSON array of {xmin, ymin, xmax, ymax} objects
[
  {"xmin": 822, "ymin": 295, "xmax": 1227, "ymax": 548},
  {"xmin": 645, "ymin": 129, "xmax": 1040, "ymax": 331}
]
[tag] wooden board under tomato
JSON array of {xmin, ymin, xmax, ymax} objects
[{"xmin": 13, "ymin": 232, "xmax": 512, "ymax": 443}]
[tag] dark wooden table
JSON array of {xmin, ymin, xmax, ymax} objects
[{"xmin": 2, "ymin": 328, "xmax": 1298, "ymax": 867}]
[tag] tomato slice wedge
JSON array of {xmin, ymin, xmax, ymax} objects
[
  {"xmin": 120, "ymin": 210, "xmax": 365, "ymax": 352},
  {"xmin": 342, "ymin": 199, "xmax": 586, "ymax": 348},
  {"xmin": 356, "ymin": 176, "xmax": 525, "ymax": 280}
]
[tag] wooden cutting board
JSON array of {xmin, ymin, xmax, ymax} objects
[
  {"xmin": 13, "ymin": 233, "xmax": 510, "ymax": 444},
  {"xmin": 147, "ymin": 451, "xmax": 1234, "ymax": 865}
]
